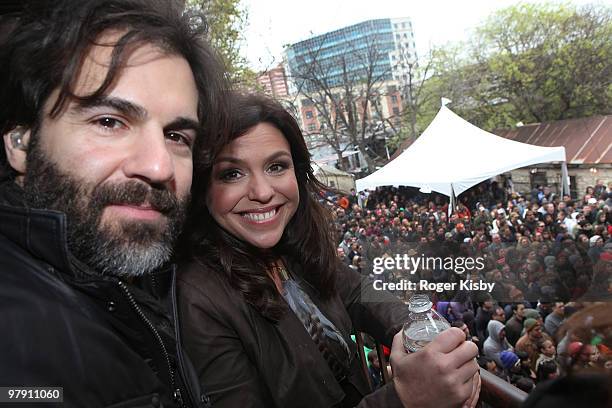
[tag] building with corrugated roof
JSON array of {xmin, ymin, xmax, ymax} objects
[{"xmin": 495, "ymin": 115, "xmax": 611, "ymax": 198}]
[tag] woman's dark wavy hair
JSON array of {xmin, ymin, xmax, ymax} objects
[
  {"xmin": 185, "ymin": 93, "xmax": 339, "ymax": 320},
  {"xmin": 0, "ymin": 0, "xmax": 229, "ymax": 180}
]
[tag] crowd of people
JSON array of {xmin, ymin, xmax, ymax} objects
[{"xmin": 329, "ymin": 181, "xmax": 611, "ymax": 395}]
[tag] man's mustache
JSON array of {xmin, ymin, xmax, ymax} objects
[{"xmin": 91, "ymin": 181, "xmax": 180, "ymax": 215}]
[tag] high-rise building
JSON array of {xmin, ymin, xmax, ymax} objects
[
  {"xmin": 285, "ymin": 18, "xmax": 416, "ymax": 93},
  {"xmin": 283, "ymin": 18, "xmax": 414, "ymax": 136},
  {"xmin": 256, "ymin": 64, "xmax": 289, "ymax": 98}
]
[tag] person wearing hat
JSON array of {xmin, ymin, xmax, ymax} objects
[
  {"xmin": 492, "ymin": 210, "xmax": 510, "ymax": 234},
  {"xmin": 588, "ymin": 235, "xmax": 604, "ymax": 264},
  {"xmin": 453, "ymin": 222, "xmax": 469, "ymax": 242},
  {"xmin": 523, "ymin": 308, "xmax": 544, "ymax": 324},
  {"xmin": 590, "ymin": 234, "xmax": 603, "ymax": 246},
  {"xmin": 516, "ymin": 318, "xmax": 551, "ymax": 371},
  {"xmin": 567, "ymin": 341, "xmax": 598, "ymax": 371},
  {"xmin": 498, "ymin": 350, "xmax": 520, "ymax": 381},
  {"xmin": 500, "ymin": 350, "xmax": 534, "ymax": 389}
]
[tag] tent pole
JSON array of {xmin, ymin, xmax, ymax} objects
[
  {"xmin": 561, "ymin": 161, "xmax": 570, "ymax": 197},
  {"xmin": 448, "ymin": 184, "xmax": 455, "ymax": 217}
]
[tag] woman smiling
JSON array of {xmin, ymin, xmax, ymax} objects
[{"xmin": 177, "ymin": 93, "xmax": 479, "ymax": 408}]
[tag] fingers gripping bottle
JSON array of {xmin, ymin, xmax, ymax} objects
[{"xmin": 402, "ymin": 294, "xmax": 450, "ymax": 352}]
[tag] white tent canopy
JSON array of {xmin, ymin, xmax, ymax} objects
[{"xmin": 356, "ymin": 103, "xmax": 568, "ymax": 202}]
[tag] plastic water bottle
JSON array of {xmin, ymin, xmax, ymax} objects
[{"xmin": 402, "ymin": 294, "xmax": 450, "ymax": 352}]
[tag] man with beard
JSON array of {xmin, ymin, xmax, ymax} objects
[{"xmin": 0, "ymin": 0, "xmax": 227, "ymax": 407}]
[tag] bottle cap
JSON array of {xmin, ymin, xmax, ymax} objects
[{"xmin": 408, "ymin": 294, "xmax": 432, "ymax": 313}]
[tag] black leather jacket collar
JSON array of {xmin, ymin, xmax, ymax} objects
[{"xmin": 0, "ymin": 181, "xmax": 77, "ymax": 275}]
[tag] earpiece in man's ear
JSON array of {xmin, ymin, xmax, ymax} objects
[{"xmin": 9, "ymin": 127, "xmax": 27, "ymax": 151}]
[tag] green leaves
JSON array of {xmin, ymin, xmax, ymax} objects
[
  {"xmin": 425, "ymin": 3, "xmax": 611, "ymax": 131},
  {"xmin": 186, "ymin": 0, "xmax": 256, "ymax": 86}
]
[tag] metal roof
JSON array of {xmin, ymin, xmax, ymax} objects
[{"xmin": 494, "ymin": 115, "xmax": 611, "ymax": 165}]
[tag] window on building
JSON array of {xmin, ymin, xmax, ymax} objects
[
  {"xmin": 391, "ymin": 95, "xmax": 398, "ymax": 104},
  {"xmin": 305, "ymin": 110, "xmax": 313, "ymax": 119},
  {"xmin": 392, "ymin": 107, "xmax": 400, "ymax": 116},
  {"xmin": 530, "ymin": 171, "xmax": 547, "ymax": 190},
  {"xmin": 308, "ymin": 124, "xmax": 316, "ymax": 132}
]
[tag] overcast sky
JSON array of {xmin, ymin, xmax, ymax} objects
[{"xmin": 240, "ymin": 0, "xmax": 609, "ymax": 71}]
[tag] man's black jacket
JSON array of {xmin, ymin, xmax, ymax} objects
[{"xmin": 0, "ymin": 181, "xmax": 209, "ymax": 408}]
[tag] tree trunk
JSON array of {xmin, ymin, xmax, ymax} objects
[{"xmin": 335, "ymin": 150, "xmax": 347, "ymax": 170}]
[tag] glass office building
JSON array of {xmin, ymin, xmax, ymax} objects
[{"xmin": 286, "ymin": 18, "xmax": 416, "ymax": 93}]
